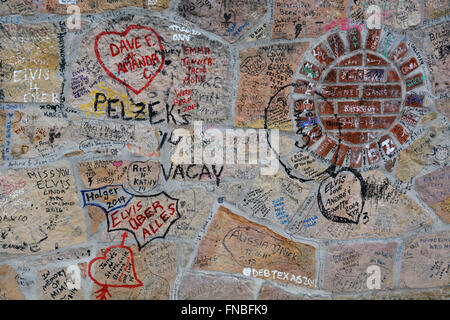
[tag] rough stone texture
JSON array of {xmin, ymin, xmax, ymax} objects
[
  {"xmin": 258, "ymin": 284, "xmax": 330, "ymax": 300},
  {"xmin": 422, "ymin": 22, "xmax": 450, "ymax": 95},
  {"xmin": 333, "ymin": 287, "xmax": 449, "ymax": 300},
  {"xmin": 39, "ymin": 0, "xmax": 169, "ymax": 14},
  {"xmin": 415, "ymin": 167, "xmax": 450, "ymax": 224},
  {"xmin": 371, "ymin": 288, "xmax": 445, "ymax": 300},
  {"xmin": 167, "ymin": 188, "xmax": 214, "ymax": 239},
  {"xmin": 272, "ymin": 0, "xmax": 348, "ymax": 39},
  {"xmin": 0, "ymin": 0, "xmax": 448, "ymax": 301},
  {"xmin": 350, "ymin": 0, "xmax": 422, "ymax": 29},
  {"xmin": 8, "ymin": 108, "xmax": 78, "ymax": 159},
  {"xmin": 179, "ymin": 273, "xmax": 253, "ymax": 299},
  {"xmin": 180, "ymin": 241, "xmax": 194, "ymax": 268},
  {"xmin": 0, "ymin": 0, "xmax": 34, "ymax": 16},
  {"xmin": 33, "ymin": 247, "xmax": 92, "ymax": 266},
  {"xmin": 396, "ymin": 122, "xmax": 447, "ymax": 182},
  {"xmin": 0, "ymin": 162, "xmax": 87, "ymax": 255},
  {"xmin": 0, "ymin": 23, "xmax": 63, "ymax": 103},
  {"xmin": 235, "ymin": 43, "xmax": 309, "ymax": 130},
  {"xmin": 193, "ymin": 206, "xmax": 317, "ymax": 289},
  {"xmin": 400, "ymin": 231, "xmax": 450, "ymax": 289},
  {"xmin": 288, "ymin": 151, "xmax": 328, "ymax": 182},
  {"xmin": 287, "ymin": 170, "xmax": 432, "ymax": 240},
  {"xmin": 424, "ymin": 0, "xmax": 450, "ymax": 20},
  {"xmin": 0, "ymin": 110, "xmax": 6, "ymax": 165},
  {"xmin": 38, "ymin": 266, "xmax": 83, "ymax": 300},
  {"xmin": 323, "ymin": 242, "xmax": 397, "ymax": 292},
  {"xmin": 0, "ymin": 265, "xmax": 24, "ymax": 300},
  {"xmin": 238, "ymin": 170, "xmax": 311, "ymax": 228},
  {"xmin": 90, "ymin": 241, "xmax": 177, "ymax": 299},
  {"xmin": 178, "ymin": 0, "xmax": 267, "ymax": 43},
  {"xmin": 435, "ymin": 98, "xmax": 450, "ymax": 120},
  {"xmin": 206, "ymin": 181, "xmax": 246, "ymax": 205}
]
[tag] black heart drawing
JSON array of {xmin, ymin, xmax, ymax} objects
[
  {"xmin": 317, "ymin": 167, "xmax": 367, "ymax": 224},
  {"xmin": 224, "ymin": 13, "xmax": 232, "ymax": 22},
  {"xmin": 165, "ymin": 60, "xmax": 172, "ymax": 66}
]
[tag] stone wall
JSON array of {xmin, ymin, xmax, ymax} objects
[{"xmin": 0, "ymin": 0, "xmax": 448, "ymax": 300}]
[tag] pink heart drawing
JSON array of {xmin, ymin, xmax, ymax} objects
[
  {"xmin": 94, "ymin": 25, "xmax": 165, "ymax": 95},
  {"xmin": 113, "ymin": 161, "xmax": 123, "ymax": 167}
]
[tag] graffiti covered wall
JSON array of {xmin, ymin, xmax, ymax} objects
[{"xmin": 0, "ymin": 0, "xmax": 449, "ymax": 300}]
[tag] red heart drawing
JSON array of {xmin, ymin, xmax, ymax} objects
[
  {"xmin": 94, "ymin": 25, "xmax": 165, "ymax": 95},
  {"xmin": 88, "ymin": 233, "xmax": 143, "ymax": 299}
]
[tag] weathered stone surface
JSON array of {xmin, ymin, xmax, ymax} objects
[
  {"xmin": 38, "ymin": 267, "xmax": 83, "ymax": 300},
  {"xmin": 181, "ymin": 241, "xmax": 194, "ymax": 268},
  {"xmin": 287, "ymin": 151, "xmax": 328, "ymax": 182},
  {"xmin": 179, "ymin": 273, "xmax": 253, "ymax": 300},
  {"xmin": 435, "ymin": 98, "xmax": 450, "ymax": 120},
  {"xmin": 0, "ymin": 23, "xmax": 63, "ymax": 103},
  {"xmin": 70, "ymin": 15, "xmax": 233, "ymax": 125},
  {"xmin": 415, "ymin": 167, "xmax": 450, "ymax": 224},
  {"xmin": 323, "ymin": 242, "xmax": 397, "ymax": 292},
  {"xmin": 193, "ymin": 206, "xmax": 317, "ymax": 289},
  {"xmin": 235, "ymin": 43, "xmax": 309, "ymax": 130},
  {"xmin": 0, "ymin": 265, "xmax": 24, "ymax": 300},
  {"xmin": 39, "ymin": 0, "xmax": 168, "ymax": 14},
  {"xmin": 78, "ymin": 159, "xmax": 160, "ymax": 191},
  {"xmin": 424, "ymin": 0, "xmax": 450, "ymax": 20},
  {"xmin": 33, "ymin": 247, "xmax": 92, "ymax": 266},
  {"xmin": 178, "ymin": 0, "xmax": 267, "ymax": 43},
  {"xmin": 351, "ymin": 0, "xmax": 422, "ymax": 29},
  {"xmin": 0, "ymin": 110, "xmax": 6, "ymax": 165},
  {"xmin": 401, "ymin": 231, "xmax": 450, "ymax": 288},
  {"xmin": 238, "ymin": 170, "xmax": 311, "ymax": 228},
  {"xmin": 90, "ymin": 241, "xmax": 177, "ymax": 299},
  {"xmin": 332, "ymin": 288, "xmax": 447, "ymax": 300},
  {"xmin": 0, "ymin": 162, "xmax": 87, "ymax": 255},
  {"xmin": 145, "ymin": 0, "xmax": 170, "ymax": 11},
  {"xmin": 99, "ymin": 225, "xmax": 125, "ymax": 243},
  {"xmin": 396, "ymin": 123, "xmax": 446, "ymax": 182},
  {"xmin": 287, "ymin": 170, "xmax": 433, "ymax": 240},
  {"xmin": 0, "ymin": 0, "xmax": 34, "ymax": 16},
  {"xmin": 246, "ymin": 23, "xmax": 267, "ymax": 42},
  {"xmin": 421, "ymin": 112, "xmax": 439, "ymax": 125},
  {"xmin": 10, "ymin": 265, "xmax": 34, "ymax": 290},
  {"xmin": 207, "ymin": 181, "xmax": 246, "ymax": 205},
  {"xmin": 8, "ymin": 108, "xmax": 77, "ymax": 160},
  {"xmin": 371, "ymin": 289, "xmax": 444, "ymax": 300},
  {"xmin": 75, "ymin": 119, "xmax": 160, "ymax": 159},
  {"xmin": 167, "ymin": 188, "xmax": 214, "ymax": 239},
  {"xmin": 258, "ymin": 284, "xmax": 329, "ymax": 300},
  {"xmin": 423, "ymin": 22, "xmax": 450, "ymax": 95},
  {"xmin": 272, "ymin": 0, "xmax": 348, "ymax": 39},
  {"xmin": 278, "ymin": 135, "xmax": 295, "ymax": 158},
  {"xmin": 86, "ymin": 205, "xmax": 107, "ymax": 235}
]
